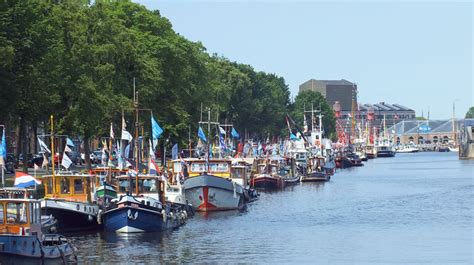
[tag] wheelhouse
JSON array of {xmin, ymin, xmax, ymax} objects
[{"xmin": 0, "ymin": 199, "xmax": 41, "ymax": 236}]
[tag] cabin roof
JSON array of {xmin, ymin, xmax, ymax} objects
[{"xmin": 0, "ymin": 198, "xmax": 40, "ymax": 203}]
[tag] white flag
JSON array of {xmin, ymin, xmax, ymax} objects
[
  {"xmin": 37, "ymin": 137, "xmax": 51, "ymax": 153},
  {"xmin": 42, "ymin": 153, "xmax": 48, "ymax": 169},
  {"xmin": 149, "ymin": 139, "xmax": 155, "ymax": 159},
  {"xmin": 121, "ymin": 129, "xmax": 133, "ymax": 141},
  {"xmin": 121, "ymin": 116, "xmax": 133, "ymax": 141},
  {"xmin": 219, "ymin": 126, "xmax": 226, "ymax": 135},
  {"xmin": 110, "ymin": 123, "xmax": 114, "ymax": 139},
  {"xmin": 64, "ymin": 145, "xmax": 72, "ymax": 153},
  {"xmin": 61, "ymin": 152, "xmax": 73, "ymax": 169}
]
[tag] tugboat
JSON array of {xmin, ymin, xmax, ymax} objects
[
  {"xmin": 0, "ymin": 198, "xmax": 76, "ymax": 261},
  {"xmin": 301, "ymin": 155, "xmax": 331, "ymax": 182},
  {"xmin": 251, "ymin": 158, "xmax": 285, "ymax": 189},
  {"xmin": 101, "ymin": 172, "xmax": 188, "ymax": 233},
  {"xmin": 40, "ymin": 116, "xmax": 100, "ymax": 232},
  {"xmin": 182, "ymin": 158, "xmax": 246, "ymax": 211}
]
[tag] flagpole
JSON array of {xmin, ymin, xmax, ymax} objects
[
  {"xmin": 1, "ymin": 125, "xmax": 4, "ymax": 187},
  {"xmin": 50, "ymin": 115, "xmax": 55, "ymax": 194}
]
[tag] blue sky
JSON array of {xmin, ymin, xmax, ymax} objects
[{"xmin": 135, "ymin": 0, "xmax": 472, "ymax": 119}]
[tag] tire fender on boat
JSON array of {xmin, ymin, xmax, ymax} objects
[{"xmin": 162, "ymin": 210, "xmax": 167, "ymax": 223}]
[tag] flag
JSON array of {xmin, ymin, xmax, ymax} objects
[
  {"xmin": 64, "ymin": 144, "xmax": 72, "ymax": 153},
  {"xmin": 148, "ymin": 139, "xmax": 155, "ymax": 159},
  {"xmin": 42, "ymin": 153, "xmax": 48, "ymax": 169},
  {"xmin": 61, "ymin": 152, "xmax": 73, "ymax": 169},
  {"xmin": 124, "ymin": 143, "xmax": 131, "ymax": 159},
  {"xmin": 37, "ymin": 137, "xmax": 51, "ymax": 153},
  {"xmin": 231, "ymin": 127, "xmax": 240, "ymax": 139},
  {"xmin": 149, "ymin": 158, "xmax": 160, "ymax": 175},
  {"xmin": 66, "ymin": 138, "xmax": 74, "ymax": 147},
  {"xmin": 290, "ymin": 133, "xmax": 297, "ymax": 140},
  {"xmin": 110, "ymin": 123, "xmax": 114, "ymax": 139},
  {"xmin": 303, "ymin": 114, "xmax": 308, "ymax": 133},
  {"xmin": 171, "ymin": 143, "xmax": 178, "ymax": 160},
  {"xmin": 219, "ymin": 126, "xmax": 226, "ymax": 135},
  {"xmin": 0, "ymin": 128, "xmax": 5, "ymax": 165},
  {"xmin": 285, "ymin": 116, "xmax": 292, "ymax": 136},
  {"xmin": 14, "ymin": 172, "xmax": 41, "ymax": 188},
  {"xmin": 151, "ymin": 116, "xmax": 163, "ymax": 140},
  {"xmin": 121, "ymin": 117, "xmax": 133, "ymax": 141},
  {"xmin": 198, "ymin": 127, "xmax": 207, "ymax": 142},
  {"xmin": 219, "ymin": 133, "xmax": 226, "ymax": 152},
  {"xmin": 34, "ymin": 163, "xmax": 39, "ymax": 170}
]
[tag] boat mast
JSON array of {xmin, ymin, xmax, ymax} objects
[
  {"xmin": 50, "ymin": 115, "xmax": 56, "ymax": 194},
  {"xmin": 134, "ymin": 78, "xmax": 139, "ymax": 195},
  {"xmin": 207, "ymin": 108, "xmax": 211, "ymax": 172},
  {"xmin": 452, "ymin": 102, "xmax": 456, "ymax": 146}
]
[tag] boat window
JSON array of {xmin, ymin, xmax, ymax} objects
[
  {"xmin": 6, "ymin": 202, "xmax": 27, "ymax": 224},
  {"xmin": 61, "ymin": 177, "xmax": 70, "ymax": 194},
  {"xmin": 232, "ymin": 168, "xmax": 244, "ymax": 179},
  {"xmin": 74, "ymin": 178, "xmax": 84, "ymax": 194},
  {"xmin": 190, "ymin": 163, "xmax": 206, "ymax": 173},
  {"xmin": 0, "ymin": 203, "xmax": 3, "ymax": 224},
  {"xmin": 209, "ymin": 163, "xmax": 229, "ymax": 173},
  {"xmin": 119, "ymin": 180, "xmax": 129, "ymax": 193},
  {"xmin": 29, "ymin": 202, "xmax": 34, "ymax": 224},
  {"xmin": 45, "ymin": 178, "xmax": 53, "ymax": 194},
  {"xmin": 143, "ymin": 179, "xmax": 156, "ymax": 192},
  {"xmin": 35, "ymin": 203, "xmax": 40, "ymax": 223}
]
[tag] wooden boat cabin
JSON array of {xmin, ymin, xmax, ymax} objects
[
  {"xmin": 116, "ymin": 175, "xmax": 165, "ymax": 203},
  {"xmin": 171, "ymin": 158, "xmax": 232, "ymax": 180},
  {"xmin": 0, "ymin": 199, "xmax": 41, "ymax": 236},
  {"xmin": 41, "ymin": 172, "xmax": 96, "ymax": 202},
  {"xmin": 91, "ymin": 166, "xmax": 128, "ymax": 185}
]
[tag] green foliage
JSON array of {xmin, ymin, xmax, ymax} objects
[
  {"xmin": 465, "ymin": 107, "xmax": 474, "ymax": 119},
  {"xmin": 415, "ymin": 116, "xmax": 427, "ymax": 120},
  {"xmin": 0, "ymin": 0, "xmax": 301, "ymax": 155},
  {"xmin": 291, "ymin": 90, "xmax": 336, "ymax": 140}
]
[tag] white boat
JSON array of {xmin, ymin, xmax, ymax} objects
[
  {"xmin": 176, "ymin": 158, "xmax": 245, "ymax": 212},
  {"xmin": 396, "ymin": 144, "xmax": 420, "ymax": 153}
]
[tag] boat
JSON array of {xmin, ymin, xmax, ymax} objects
[
  {"xmin": 365, "ymin": 145, "xmax": 377, "ymax": 159},
  {"xmin": 230, "ymin": 158, "xmax": 258, "ymax": 202},
  {"xmin": 181, "ymin": 159, "xmax": 246, "ymax": 211},
  {"xmin": 250, "ymin": 159, "xmax": 285, "ymax": 189},
  {"xmin": 278, "ymin": 157, "xmax": 300, "ymax": 185},
  {"xmin": 91, "ymin": 167, "xmax": 128, "ymax": 205},
  {"xmin": 0, "ymin": 188, "xmax": 58, "ymax": 234},
  {"xmin": 375, "ymin": 139, "xmax": 396, "ymax": 157},
  {"xmin": 438, "ymin": 144, "xmax": 450, "ymax": 152},
  {"xmin": 0, "ymin": 198, "xmax": 76, "ymax": 261},
  {"xmin": 395, "ymin": 144, "xmax": 420, "ymax": 153},
  {"xmin": 41, "ymin": 172, "xmax": 100, "ymax": 232},
  {"xmin": 346, "ymin": 153, "xmax": 363, "ymax": 167},
  {"xmin": 101, "ymin": 173, "xmax": 188, "ymax": 233},
  {"xmin": 301, "ymin": 155, "xmax": 330, "ymax": 182}
]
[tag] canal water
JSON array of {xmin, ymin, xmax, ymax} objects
[{"xmin": 64, "ymin": 153, "xmax": 473, "ymax": 263}]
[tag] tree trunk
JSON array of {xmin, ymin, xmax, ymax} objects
[
  {"xmin": 32, "ymin": 121, "xmax": 37, "ymax": 154},
  {"xmin": 84, "ymin": 134, "xmax": 92, "ymax": 171},
  {"xmin": 20, "ymin": 116, "xmax": 28, "ymax": 172}
]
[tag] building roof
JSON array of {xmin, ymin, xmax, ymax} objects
[
  {"xmin": 357, "ymin": 103, "xmax": 414, "ymax": 112},
  {"xmin": 389, "ymin": 119, "xmax": 461, "ymax": 135},
  {"xmin": 318, "ymin": 79, "xmax": 355, "ymax": 86}
]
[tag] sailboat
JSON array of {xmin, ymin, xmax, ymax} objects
[{"xmin": 40, "ymin": 115, "xmax": 100, "ymax": 232}]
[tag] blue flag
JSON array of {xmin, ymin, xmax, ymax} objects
[
  {"xmin": 171, "ymin": 144, "xmax": 178, "ymax": 160},
  {"xmin": 231, "ymin": 128, "xmax": 240, "ymax": 139},
  {"xmin": 66, "ymin": 138, "xmax": 74, "ymax": 147},
  {"xmin": 219, "ymin": 133, "xmax": 226, "ymax": 151},
  {"xmin": 198, "ymin": 127, "xmax": 207, "ymax": 142},
  {"xmin": 290, "ymin": 133, "xmax": 297, "ymax": 140},
  {"xmin": 151, "ymin": 116, "xmax": 163, "ymax": 140},
  {"xmin": 0, "ymin": 128, "xmax": 6, "ymax": 158}
]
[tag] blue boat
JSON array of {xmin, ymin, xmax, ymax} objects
[
  {"xmin": 0, "ymin": 198, "xmax": 76, "ymax": 261},
  {"xmin": 101, "ymin": 175, "xmax": 188, "ymax": 233}
]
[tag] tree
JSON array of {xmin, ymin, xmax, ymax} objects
[
  {"xmin": 291, "ymin": 90, "xmax": 336, "ymax": 140},
  {"xmin": 465, "ymin": 107, "xmax": 474, "ymax": 119}
]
